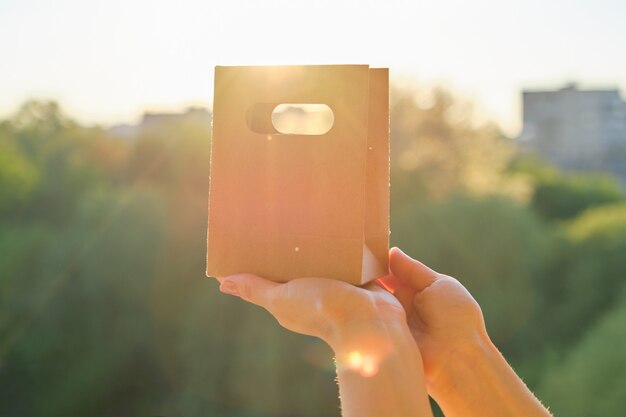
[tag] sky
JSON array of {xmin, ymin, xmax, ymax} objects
[{"xmin": 1, "ymin": 0, "xmax": 625, "ymax": 135}]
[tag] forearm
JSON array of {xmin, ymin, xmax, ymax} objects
[
  {"xmin": 431, "ymin": 336, "xmax": 551, "ymax": 417},
  {"xmin": 329, "ymin": 320, "xmax": 433, "ymax": 417}
]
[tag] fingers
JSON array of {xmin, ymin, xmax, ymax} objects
[
  {"xmin": 389, "ymin": 247, "xmax": 438, "ymax": 291},
  {"xmin": 376, "ymin": 275, "xmax": 402, "ymax": 293},
  {"xmin": 375, "ymin": 276, "xmax": 417, "ymax": 313},
  {"xmin": 218, "ymin": 273, "xmax": 280, "ymax": 310},
  {"xmin": 364, "ymin": 280, "xmax": 391, "ymax": 295}
]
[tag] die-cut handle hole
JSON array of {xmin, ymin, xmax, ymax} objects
[{"xmin": 247, "ymin": 103, "xmax": 334, "ymax": 135}]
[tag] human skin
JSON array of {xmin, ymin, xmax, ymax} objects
[
  {"xmin": 215, "ymin": 247, "xmax": 552, "ymax": 417},
  {"xmin": 378, "ymin": 247, "xmax": 552, "ymax": 417},
  {"xmin": 215, "ymin": 274, "xmax": 433, "ymax": 417}
]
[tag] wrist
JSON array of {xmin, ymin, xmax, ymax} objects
[
  {"xmin": 330, "ymin": 312, "xmax": 433, "ymax": 417},
  {"xmin": 326, "ymin": 310, "xmax": 414, "ymax": 375},
  {"xmin": 428, "ymin": 332, "xmax": 552, "ymax": 417},
  {"xmin": 429, "ymin": 332, "xmax": 499, "ymax": 399},
  {"xmin": 326, "ymin": 305, "xmax": 406, "ymax": 348}
]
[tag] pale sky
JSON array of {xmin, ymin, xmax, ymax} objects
[{"xmin": 1, "ymin": 0, "xmax": 625, "ymax": 135}]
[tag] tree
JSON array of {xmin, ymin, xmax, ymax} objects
[
  {"xmin": 390, "ymin": 85, "xmax": 529, "ymax": 209},
  {"xmin": 391, "ymin": 193, "xmax": 547, "ymax": 347},
  {"xmin": 511, "ymin": 155, "xmax": 625, "ymax": 221},
  {"xmin": 539, "ymin": 293, "xmax": 626, "ymax": 417},
  {"xmin": 0, "ymin": 138, "xmax": 38, "ymax": 213},
  {"xmin": 525, "ymin": 203, "xmax": 626, "ymax": 351}
]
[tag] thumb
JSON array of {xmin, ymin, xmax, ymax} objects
[
  {"xmin": 219, "ymin": 273, "xmax": 280, "ymax": 310},
  {"xmin": 389, "ymin": 247, "xmax": 438, "ymax": 292}
]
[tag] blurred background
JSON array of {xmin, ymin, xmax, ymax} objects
[{"xmin": 1, "ymin": 0, "xmax": 626, "ymax": 416}]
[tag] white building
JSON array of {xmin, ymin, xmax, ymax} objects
[{"xmin": 519, "ymin": 83, "xmax": 626, "ymax": 183}]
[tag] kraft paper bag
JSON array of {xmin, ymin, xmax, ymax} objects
[{"xmin": 206, "ymin": 65, "xmax": 389, "ymax": 285}]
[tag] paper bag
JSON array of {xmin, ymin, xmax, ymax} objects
[{"xmin": 206, "ymin": 65, "xmax": 389, "ymax": 285}]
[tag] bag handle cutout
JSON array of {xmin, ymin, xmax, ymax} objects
[{"xmin": 247, "ymin": 103, "xmax": 334, "ymax": 136}]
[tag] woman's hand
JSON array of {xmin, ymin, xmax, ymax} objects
[
  {"xmin": 215, "ymin": 272, "xmax": 433, "ymax": 417},
  {"xmin": 379, "ymin": 248, "xmax": 552, "ymax": 417},
  {"xmin": 377, "ymin": 247, "xmax": 489, "ymax": 394},
  {"xmin": 216, "ymin": 274, "xmax": 405, "ymax": 368}
]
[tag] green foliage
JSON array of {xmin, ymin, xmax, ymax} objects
[
  {"xmin": 513, "ymin": 155, "xmax": 625, "ymax": 220},
  {"xmin": 0, "ymin": 188, "xmax": 169, "ymax": 416},
  {"xmin": 392, "ymin": 194, "xmax": 547, "ymax": 346},
  {"xmin": 0, "ymin": 100, "xmax": 343, "ymax": 417},
  {"xmin": 522, "ymin": 204, "xmax": 626, "ymax": 353},
  {"xmin": 390, "ymin": 86, "xmax": 528, "ymax": 206},
  {"xmin": 568, "ymin": 202, "xmax": 626, "ymax": 242},
  {"xmin": 534, "ymin": 174, "xmax": 623, "ymax": 220},
  {"xmin": 539, "ymin": 293, "xmax": 626, "ymax": 417},
  {"xmin": 0, "ymin": 139, "xmax": 39, "ymax": 213},
  {"xmin": 1, "ymin": 92, "xmax": 625, "ymax": 416}
]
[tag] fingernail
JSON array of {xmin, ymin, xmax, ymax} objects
[
  {"xmin": 393, "ymin": 247, "xmax": 409, "ymax": 259},
  {"xmin": 220, "ymin": 280, "xmax": 239, "ymax": 297}
]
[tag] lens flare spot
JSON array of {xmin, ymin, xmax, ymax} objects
[
  {"xmin": 347, "ymin": 351, "xmax": 363, "ymax": 369},
  {"xmin": 266, "ymin": 135, "xmax": 272, "ymax": 141},
  {"xmin": 360, "ymin": 357, "xmax": 379, "ymax": 377},
  {"xmin": 346, "ymin": 350, "xmax": 379, "ymax": 377},
  {"xmin": 294, "ymin": 246, "xmax": 300, "ymax": 252}
]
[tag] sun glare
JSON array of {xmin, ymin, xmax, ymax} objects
[
  {"xmin": 346, "ymin": 350, "xmax": 380, "ymax": 377},
  {"xmin": 271, "ymin": 104, "xmax": 334, "ymax": 135}
]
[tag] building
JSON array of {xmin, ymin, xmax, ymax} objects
[
  {"xmin": 108, "ymin": 107, "xmax": 212, "ymax": 139},
  {"xmin": 519, "ymin": 83, "xmax": 626, "ymax": 183},
  {"xmin": 140, "ymin": 107, "xmax": 212, "ymax": 130}
]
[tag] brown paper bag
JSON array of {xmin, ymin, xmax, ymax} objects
[{"xmin": 206, "ymin": 65, "xmax": 389, "ymax": 285}]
